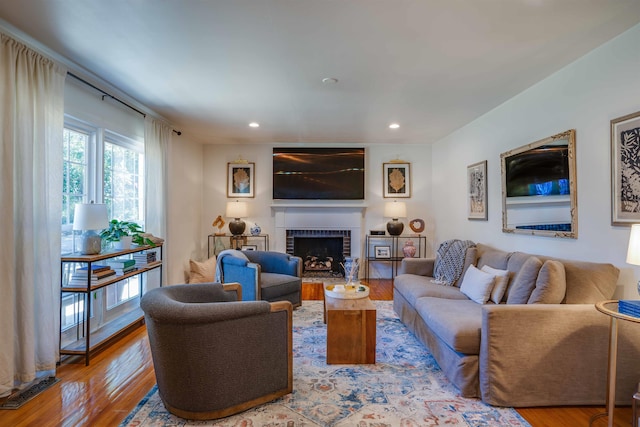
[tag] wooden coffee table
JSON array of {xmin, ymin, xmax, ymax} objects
[{"xmin": 323, "ymin": 285, "xmax": 376, "ymax": 364}]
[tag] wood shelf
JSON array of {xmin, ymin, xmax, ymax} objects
[
  {"xmin": 61, "ymin": 261, "xmax": 162, "ymax": 292},
  {"xmin": 60, "ymin": 307, "xmax": 144, "ymax": 354},
  {"xmin": 60, "ymin": 245, "xmax": 163, "ymax": 365}
]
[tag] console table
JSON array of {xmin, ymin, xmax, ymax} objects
[
  {"xmin": 592, "ymin": 300, "xmax": 640, "ymax": 427},
  {"xmin": 208, "ymin": 234, "xmax": 269, "ymax": 258},
  {"xmin": 60, "ymin": 244, "xmax": 163, "ymax": 365},
  {"xmin": 364, "ymin": 234, "xmax": 426, "ymax": 280}
]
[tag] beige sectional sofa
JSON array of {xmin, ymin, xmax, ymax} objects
[{"xmin": 393, "ymin": 243, "xmax": 640, "ymax": 407}]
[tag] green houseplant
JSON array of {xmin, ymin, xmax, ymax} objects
[{"xmin": 100, "ymin": 220, "xmax": 155, "ymax": 249}]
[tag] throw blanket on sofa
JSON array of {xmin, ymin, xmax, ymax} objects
[
  {"xmin": 433, "ymin": 239, "xmax": 475, "ymax": 286},
  {"xmin": 214, "ymin": 249, "xmax": 249, "ymax": 283}
]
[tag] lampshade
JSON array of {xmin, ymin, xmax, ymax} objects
[
  {"xmin": 627, "ymin": 224, "xmax": 640, "ymax": 265},
  {"xmin": 384, "ymin": 201, "xmax": 407, "ymax": 219},
  {"xmin": 73, "ymin": 202, "xmax": 109, "ymax": 231},
  {"xmin": 226, "ymin": 201, "xmax": 247, "ymax": 219}
]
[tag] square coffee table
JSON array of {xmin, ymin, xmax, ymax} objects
[{"xmin": 323, "ymin": 285, "xmax": 376, "ymax": 364}]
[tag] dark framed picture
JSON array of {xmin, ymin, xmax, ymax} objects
[
  {"xmin": 611, "ymin": 110, "xmax": 640, "ymax": 225},
  {"xmin": 241, "ymin": 245, "xmax": 258, "ymax": 251},
  {"xmin": 374, "ymin": 246, "xmax": 391, "ymax": 259},
  {"xmin": 383, "ymin": 162, "xmax": 411, "ymax": 198},
  {"xmin": 227, "ymin": 162, "xmax": 255, "ymax": 198},
  {"xmin": 467, "ymin": 160, "xmax": 488, "ymax": 220}
]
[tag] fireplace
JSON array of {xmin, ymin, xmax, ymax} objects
[{"xmin": 286, "ymin": 229, "xmax": 351, "ymax": 277}]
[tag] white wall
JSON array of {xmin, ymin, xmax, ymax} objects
[
  {"xmin": 166, "ymin": 135, "xmax": 204, "ymax": 284},
  {"xmin": 65, "ymin": 80, "xmax": 144, "ymax": 141},
  {"xmin": 199, "ymin": 143, "xmax": 433, "ymax": 277},
  {"xmin": 431, "ymin": 23, "xmax": 640, "ymax": 298}
]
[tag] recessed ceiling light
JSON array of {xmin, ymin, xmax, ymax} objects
[
  {"xmin": 249, "ymin": 122, "xmax": 260, "ymax": 128},
  {"xmin": 389, "ymin": 123, "xmax": 400, "ymax": 129},
  {"xmin": 322, "ymin": 77, "xmax": 338, "ymax": 84}
]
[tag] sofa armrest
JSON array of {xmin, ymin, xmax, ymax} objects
[
  {"xmin": 397, "ymin": 257, "xmax": 435, "ymax": 276},
  {"xmin": 480, "ymin": 304, "xmax": 640, "ymax": 407}
]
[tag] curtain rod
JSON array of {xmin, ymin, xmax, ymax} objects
[{"xmin": 67, "ymin": 72, "xmax": 182, "ymax": 136}]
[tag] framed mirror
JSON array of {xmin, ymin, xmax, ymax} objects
[{"xmin": 500, "ymin": 129, "xmax": 577, "ymax": 238}]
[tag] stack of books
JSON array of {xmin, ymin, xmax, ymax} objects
[
  {"xmin": 68, "ymin": 264, "xmax": 115, "ymax": 286},
  {"xmin": 618, "ymin": 300, "xmax": 640, "ymax": 318},
  {"xmin": 133, "ymin": 250, "xmax": 156, "ymax": 267},
  {"xmin": 105, "ymin": 257, "xmax": 137, "ymax": 275}
]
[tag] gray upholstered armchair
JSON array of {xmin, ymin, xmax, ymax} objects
[
  {"xmin": 140, "ymin": 283, "xmax": 293, "ymax": 420},
  {"xmin": 217, "ymin": 250, "xmax": 302, "ymax": 307}
]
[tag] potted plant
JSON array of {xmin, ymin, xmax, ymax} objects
[{"xmin": 100, "ymin": 219, "xmax": 155, "ymax": 249}]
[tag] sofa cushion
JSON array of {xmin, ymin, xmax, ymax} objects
[
  {"xmin": 476, "ymin": 244, "xmax": 511, "ymax": 270},
  {"xmin": 506, "ymin": 256, "xmax": 543, "ymax": 304},
  {"xmin": 394, "ymin": 274, "xmax": 469, "ymax": 306},
  {"xmin": 459, "ymin": 265, "xmax": 495, "ymax": 304},
  {"xmin": 259, "ymin": 273, "xmax": 301, "ymax": 301},
  {"xmin": 481, "ymin": 265, "xmax": 510, "ymax": 304},
  {"xmin": 528, "ymin": 260, "xmax": 567, "ymax": 304},
  {"xmin": 537, "ymin": 256, "xmax": 620, "ymax": 304},
  {"xmin": 414, "ymin": 297, "xmax": 483, "ymax": 354},
  {"xmin": 189, "ymin": 256, "xmax": 217, "ymax": 283}
]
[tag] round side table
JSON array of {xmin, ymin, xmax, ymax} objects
[{"xmin": 592, "ymin": 300, "xmax": 640, "ymax": 427}]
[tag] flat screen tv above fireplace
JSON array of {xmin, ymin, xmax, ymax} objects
[{"xmin": 273, "ymin": 147, "xmax": 365, "ymax": 200}]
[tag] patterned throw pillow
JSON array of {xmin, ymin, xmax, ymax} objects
[{"xmin": 189, "ymin": 256, "xmax": 217, "ymax": 283}]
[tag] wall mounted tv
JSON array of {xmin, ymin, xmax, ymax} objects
[
  {"xmin": 504, "ymin": 145, "xmax": 569, "ymax": 197},
  {"xmin": 273, "ymin": 147, "xmax": 365, "ymax": 200}
]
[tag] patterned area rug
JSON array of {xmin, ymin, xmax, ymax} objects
[{"xmin": 121, "ymin": 301, "xmax": 530, "ymax": 426}]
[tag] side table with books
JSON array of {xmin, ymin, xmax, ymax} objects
[
  {"xmin": 60, "ymin": 244, "xmax": 162, "ymax": 365},
  {"xmin": 592, "ymin": 300, "xmax": 640, "ymax": 427}
]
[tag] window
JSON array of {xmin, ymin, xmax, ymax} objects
[
  {"xmin": 61, "ymin": 123, "xmax": 93, "ymax": 254},
  {"xmin": 61, "ymin": 120, "xmax": 144, "ymax": 254},
  {"xmin": 103, "ymin": 131, "xmax": 145, "ymax": 223},
  {"xmin": 61, "ymin": 116, "xmax": 145, "ymax": 336}
]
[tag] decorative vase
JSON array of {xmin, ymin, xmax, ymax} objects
[
  {"xmin": 250, "ymin": 223, "xmax": 261, "ymax": 236},
  {"xmin": 343, "ymin": 257, "xmax": 359, "ymax": 284},
  {"xmin": 403, "ymin": 240, "xmax": 417, "ymax": 258}
]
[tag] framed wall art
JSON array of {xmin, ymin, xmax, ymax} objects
[
  {"xmin": 467, "ymin": 160, "xmax": 488, "ymax": 220},
  {"xmin": 227, "ymin": 162, "xmax": 255, "ymax": 198},
  {"xmin": 612, "ymin": 110, "xmax": 640, "ymax": 225},
  {"xmin": 383, "ymin": 162, "xmax": 411, "ymax": 198},
  {"xmin": 374, "ymin": 246, "xmax": 391, "ymax": 259}
]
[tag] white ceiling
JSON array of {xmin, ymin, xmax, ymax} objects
[{"xmin": 1, "ymin": 1, "xmax": 639, "ymax": 145}]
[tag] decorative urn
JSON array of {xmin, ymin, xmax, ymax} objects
[
  {"xmin": 250, "ymin": 223, "xmax": 262, "ymax": 236},
  {"xmin": 402, "ymin": 240, "xmax": 417, "ymax": 258}
]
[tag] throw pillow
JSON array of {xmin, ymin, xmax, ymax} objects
[
  {"xmin": 506, "ymin": 256, "xmax": 543, "ymax": 304},
  {"xmin": 189, "ymin": 256, "xmax": 217, "ymax": 283},
  {"xmin": 481, "ymin": 265, "xmax": 511, "ymax": 304},
  {"xmin": 528, "ymin": 260, "xmax": 567, "ymax": 304},
  {"xmin": 459, "ymin": 265, "xmax": 496, "ymax": 304}
]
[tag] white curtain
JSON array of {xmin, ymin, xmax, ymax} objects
[
  {"xmin": 144, "ymin": 117, "xmax": 171, "ymax": 284},
  {"xmin": 0, "ymin": 33, "xmax": 67, "ymax": 397}
]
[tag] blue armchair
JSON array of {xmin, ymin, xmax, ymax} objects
[{"xmin": 218, "ymin": 250, "xmax": 302, "ymax": 307}]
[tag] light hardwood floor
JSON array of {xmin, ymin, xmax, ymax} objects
[{"xmin": 0, "ymin": 279, "xmax": 631, "ymax": 426}]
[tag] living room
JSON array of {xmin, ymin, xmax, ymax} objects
[{"xmin": 2, "ymin": 1, "xmax": 640, "ymax": 426}]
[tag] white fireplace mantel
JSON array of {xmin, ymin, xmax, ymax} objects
[{"xmin": 272, "ymin": 203, "xmax": 367, "ymax": 257}]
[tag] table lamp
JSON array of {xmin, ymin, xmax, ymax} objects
[
  {"xmin": 626, "ymin": 224, "xmax": 640, "ymax": 295},
  {"xmin": 226, "ymin": 200, "xmax": 247, "ymax": 236},
  {"xmin": 384, "ymin": 200, "xmax": 406, "ymax": 236},
  {"xmin": 73, "ymin": 202, "xmax": 109, "ymax": 255}
]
